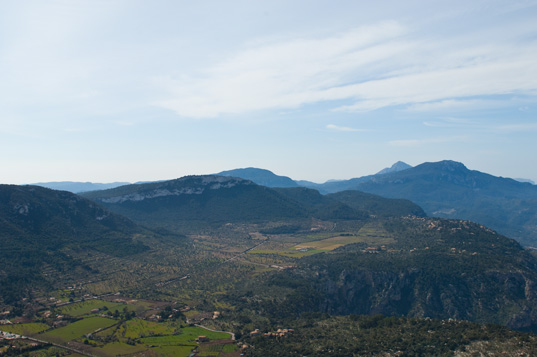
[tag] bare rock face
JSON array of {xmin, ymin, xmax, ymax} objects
[{"xmin": 97, "ymin": 176, "xmax": 248, "ymax": 203}]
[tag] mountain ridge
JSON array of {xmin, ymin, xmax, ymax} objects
[
  {"xmin": 81, "ymin": 175, "xmax": 425, "ymax": 231},
  {"xmin": 328, "ymin": 160, "xmax": 537, "ymax": 245},
  {"xmin": 216, "ymin": 167, "xmax": 299, "ymax": 188},
  {"xmin": 30, "ymin": 181, "xmax": 131, "ymax": 193}
]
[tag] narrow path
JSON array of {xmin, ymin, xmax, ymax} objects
[
  {"xmin": 23, "ymin": 335, "xmax": 97, "ymax": 357},
  {"xmin": 185, "ymin": 318, "xmax": 235, "ymax": 341},
  {"xmin": 194, "ymin": 323, "xmax": 236, "ymax": 340},
  {"xmin": 222, "ymin": 240, "xmax": 268, "ymax": 264}
]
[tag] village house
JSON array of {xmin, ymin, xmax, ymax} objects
[{"xmin": 196, "ymin": 336, "xmax": 210, "ymax": 343}]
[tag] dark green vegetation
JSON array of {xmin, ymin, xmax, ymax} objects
[
  {"xmin": 0, "ymin": 185, "xmax": 152, "ymax": 305},
  {"xmin": 81, "ymin": 176, "xmax": 425, "ymax": 233},
  {"xmin": 229, "ymin": 217, "xmax": 537, "ymax": 331},
  {"xmin": 82, "ymin": 176, "xmax": 308, "ymax": 230},
  {"xmin": 326, "ymin": 190, "xmax": 426, "ymax": 218},
  {"xmin": 82, "ymin": 176, "xmax": 391, "ymax": 231},
  {"xmin": 306, "ymin": 160, "xmax": 537, "ymax": 246},
  {"xmin": 0, "ymin": 298, "xmax": 234, "ymax": 356},
  {"xmin": 243, "ymin": 314, "xmax": 537, "ymax": 356},
  {"xmin": 3, "ymin": 171, "xmax": 537, "ymax": 355}
]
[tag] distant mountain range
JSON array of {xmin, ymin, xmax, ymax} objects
[
  {"xmin": 31, "ymin": 162, "xmax": 411, "ymax": 193},
  {"xmin": 30, "ymin": 160, "xmax": 537, "ymax": 245},
  {"xmin": 297, "ymin": 161, "xmax": 413, "ymax": 191},
  {"xmin": 31, "ymin": 181, "xmax": 130, "ymax": 193},
  {"xmin": 81, "ymin": 175, "xmax": 422, "ymax": 231},
  {"xmin": 315, "ymin": 160, "xmax": 537, "ymax": 246},
  {"xmin": 5, "ymin": 169, "xmax": 537, "ymax": 335},
  {"xmin": 211, "ymin": 161, "xmax": 537, "ymax": 246}
]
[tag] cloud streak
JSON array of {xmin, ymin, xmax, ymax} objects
[
  {"xmin": 389, "ymin": 136, "xmax": 469, "ymax": 147},
  {"xmin": 326, "ymin": 124, "xmax": 365, "ymax": 132},
  {"xmin": 156, "ymin": 15, "xmax": 537, "ymax": 118}
]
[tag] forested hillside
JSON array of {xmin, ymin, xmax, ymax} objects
[
  {"xmin": 227, "ymin": 217, "xmax": 537, "ymax": 331},
  {"xmin": 0, "ymin": 185, "xmax": 150, "ymax": 304}
]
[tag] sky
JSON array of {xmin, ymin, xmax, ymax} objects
[{"xmin": 1, "ymin": 0, "xmax": 537, "ymax": 184}]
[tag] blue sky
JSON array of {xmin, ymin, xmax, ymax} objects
[{"xmin": 1, "ymin": 0, "xmax": 536, "ymax": 184}]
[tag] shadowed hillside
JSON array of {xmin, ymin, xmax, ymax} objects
[{"xmin": 0, "ymin": 185, "xmax": 150, "ymax": 304}]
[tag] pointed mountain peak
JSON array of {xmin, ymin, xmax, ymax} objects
[{"xmin": 376, "ymin": 161, "xmax": 412, "ymax": 175}]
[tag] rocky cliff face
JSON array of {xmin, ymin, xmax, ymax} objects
[{"xmin": 314, "ymin": 267, "xmax": 537, "ymax": 330}]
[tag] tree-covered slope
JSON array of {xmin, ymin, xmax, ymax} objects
[
  {"xmin": 0, "ymin": 185, "xmax": 150, "ymax": 304},
  {"xmin": 272, "ymin": 187, "xmax": 369, "ymax": 220},
  {"xmin": 326, "ymin": 190, "xmax": 426, "ymax": 218},
  {"xmin": 243, "ymin": 314, "xmax": 537, "ymax": 356},
  {"xmin": 82, "ymin": 176, "xmax": 309, "ymax": 229},
  {"xmin": 233, "ymin": 217, "xmax": 537, "ymax": 331},
  {"xmin": 82, "ymin": 176, "xmax": 426, "ymax": 231}
]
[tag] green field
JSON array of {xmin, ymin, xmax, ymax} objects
[
  {"xmin": 248, "ymin": 224, "xmax": 395, "ymax": 258},
  {"xmin": 248, "ymin": 248, "xmax": 327, "ymax": 257},
  {"xmin": 151, "ymin": 345, "xmax": 196, "ymax": 357},
  {"xmin": 119, "ymin": 318, "xmax": 178, "ymax": 339},
  {"xmin": 140, "ymin": 326, "xmax": 230, "ymax": 346},
  {"xmin": 292, "ymin": 234, "xmax": 374, "ymax": 251},
  {"xmin": 198, "ymin": 342, "xmax": 238, "ymax": 355},
  {"xmin": 182, "ymin": 326, "xmax": 231, "ymax": 340},
  {"xmin": 0, "ymin": 322, "xmax": 49, "ymax": 335},
  {"xmin": 141, "ymin": 334, "xmax": 198, "ymax": 346},
  {"xmin": 24, "ymin": 345, "xmax": 70, "ymax": 356},
  {"xmin": 59, "ymin": 299, "xmax": 126, "ymax": 317},
  {"xmin": 40, "ymin": 317, "xmax": 117, "ymax": 342},
  {"xmin": 97, "ymin": 341, "xmax": 147, "ymax": 355}
]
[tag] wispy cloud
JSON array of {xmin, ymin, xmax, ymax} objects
[
  {"xmin": 407, "ymin": 99, "xmax": 507, "ymax": 113},
  {"xmin": 155, "ymin": 22, "xmax": 411, "ymax": 117},
  {"xmin": 423, "ymin": 117, "xmax": 481, "ymax": 128},
  {"xmin": 156, "ymin": 16, "xmax": 537, "ymax": 118},
  {"xmin": 389, "ymin": 136, "xmax": 468, "ymax": 147},
  {"xmin": 326, "ymin": 124, "xmax": 365, "ymax": 132},
  {"xmin": 494, "ymin": 123, "xmax": 537, "ymax": 133},
  {"xmin": 421, "ymin": 117, "xmax": 537, "ymax": 133}
]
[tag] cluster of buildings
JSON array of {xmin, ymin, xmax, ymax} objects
[
  {"xmin": 249, "ymin": 328, "xmax": 294, "ymax": 338},
  {"xmin": 0, "ymin": 330, "xmax": 20, "ymax": 340}
]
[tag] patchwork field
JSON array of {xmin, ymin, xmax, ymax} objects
[
  {"xmin": 96, "ymin": 341, "xmax": 147, "ymax": 355},
  {"xmin": 1, "ymin": 220, "xmax": 393, "ymax": 356},
  {"xmin": 59, "ymin": 299, "xmax": 126, "ymax": 317},
  {"xmin": 118, "ymin": 318, "xmax": 178, "ymax": 339},
  {"xmin": 40, "ymin": 317, "xmax": 117, "ymax": 342},
  {"xmin": 248, "ymin": 222, "xmax": 395, "ymax": 258},
  {"xmin": 0, "ymin": 322, "xmax": 49, "ymax": 335}
]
